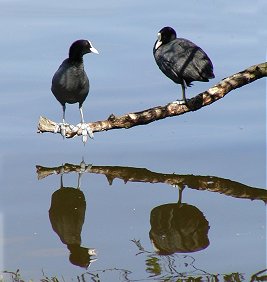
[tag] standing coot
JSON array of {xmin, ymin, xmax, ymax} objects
[
  {"xmin": 153, "ymin": 27, "xmax": 214, "ymax": 104},
  {"xmin": 51, "ymin": 39, "xmax": 99, "ymax": 142}
]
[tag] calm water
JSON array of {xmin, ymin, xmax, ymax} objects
[{"xmin": 1, "ymin": 0, "xmax": 266, "ymax": 281}]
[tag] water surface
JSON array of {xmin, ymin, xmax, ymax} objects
[{"xmin": 0, "ymin": 0, "xmax": 266, "ymax": 281}]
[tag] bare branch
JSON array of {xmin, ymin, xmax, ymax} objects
[{"xmin": 37, "ymin": 62, "xmax": 267, "ymax": 138}]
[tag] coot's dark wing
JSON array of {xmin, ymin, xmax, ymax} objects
[
  {"xmin": 154, "ymin": 38, "xmax": 214, "ymax": 86},
  {"xmin": 51, "ymin": 59, "xmax": 89, "ymax": 105}
]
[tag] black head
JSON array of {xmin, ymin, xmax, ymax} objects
[
  {"xmin": 154, "ymin": 26, "xmax": 177, "ymax": 50},
  {"xmin": 69, "ymin": 39, "xmax": 99, "ymax": 62}
]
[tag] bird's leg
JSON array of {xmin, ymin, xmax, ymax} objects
[
  {"xmin": 75, "ymin": 105, "xmax": 94, "ymax": 143},
  {"xmin": 77, "ymin": 173, "xmax": 82, "ymax": 189},
  {"xmin": 59, "ymin": 165, "xmax": 65, "ymax": 188},
  {"xmin": 79, "ymin": 105, "xmax": 85, "ymax": 124},
  {"xmin": 60, "ymin": 174, "xmax": 63, "ymax": 188},
  {"xmin": 173, "ymin": 80, "xmax": 187, "ymax": 105},
  {"xmin": 77, "ymin": 158, "xmax": 86, "ymax": 189},
  {"xmin": 181, "ymin": 81, "xmax": 187, "ymax": 104},
  {"xmin": 54, "ymin": 105, "xmax": 69, "ymax": 137},
  {"xmin": 62, "ymin": 104, "xmax": 66, "ymax": 124}
]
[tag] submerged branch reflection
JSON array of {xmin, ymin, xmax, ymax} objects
[{"xmin": 36, "ymin": 162, "xmax": 267, "ymax": 203}]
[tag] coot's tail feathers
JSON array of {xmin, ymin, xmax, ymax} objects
[
  {"xmin": 186, "ymin": 81, "xmax": 193, "ymax": 87},
  {"xmin": 199, "ymin": 66, "xmax": 215, "ymax": 81},
  {"xmin": 185, "ymin": 69, "xmax": 214, "ymax": 86}
]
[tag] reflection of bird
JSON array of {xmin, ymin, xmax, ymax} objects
[
  {"xmin": 149, "ymin": 203, "xmax": 210, "ymax": 255},
  {"xmin": 153, "ymin": 26, "xmax": 214, "ymax": 104},
  {"xmin": 49, "ymin": 174, "xmax": 96, "ymax": 268},
  {"xmin": 51, "ymin": 39, "xmax": 99, "ymax": 142},
  {"xmin": 68, "ymin": 244, "xmax": 96, "ymax": 268},
  {"xmin": 149, "ymin": 187, "xmax": 209, "ymax": 255}
]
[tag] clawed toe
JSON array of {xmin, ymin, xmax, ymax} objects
[
  {"xmin": 54, "ymin": 121, "xmax": 94, "ymax": 143},
  {"xmin": 54, "ymin": 122, "xmax": 69, "ymax": 137},
  {"xmin": 77, "ymin": 123, "xmax": 94, "ymax": 143},
  {"xmin": 172, "ymin": 99, "xmax": 187, "ymax": 105}
]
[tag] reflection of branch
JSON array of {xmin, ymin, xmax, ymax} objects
[
  {"xmin": 36, "ymin": 164, "xmax": 267, "ymax": 203},
  {"xmin": 36, "ymin": 163, "xmax": 92, "ymax": 180},
  {"xmin": 37, "ymin": 62, "xmax": 267, "ymax": 138}
]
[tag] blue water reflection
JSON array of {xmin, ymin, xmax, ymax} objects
[{"xmin": 0, "ymin": 0, "xmax": 266, "ymax": 281}]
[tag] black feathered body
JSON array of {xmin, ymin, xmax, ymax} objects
[
  {"xmin": 51, "ymin": 59, "xmax": 89, "ymax": 107},
  {"xmin": 153, "ymin": 38, "xmax": 214, "ymax": 87}
]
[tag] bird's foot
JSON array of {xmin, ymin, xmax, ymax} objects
[
  {"xmin": 54, "ymin": 122, "xmax": 69, "ymax": 137},
  {"xmin": 172, "ymin": 99, "xmax": 187, "ymax": 105},
  {"xmin": 75, "ymin": 123, "xmax": 94, "ymax": 143}
]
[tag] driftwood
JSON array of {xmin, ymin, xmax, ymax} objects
[
  {"xmin": 37, "ymin": 62, "xmax": 267, "ymax": 138},
  {"xmin": 36, "ymin": 163, "xmax": 267, "ymax": 203}
]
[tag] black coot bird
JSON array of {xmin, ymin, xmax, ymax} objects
[
  {"xmin": 153, "ymin": 26, "xmax": 214, "ymax": 104},
  {"xmin": 51, "ymin": 39, "xmax": 99, "ymax": 142}
]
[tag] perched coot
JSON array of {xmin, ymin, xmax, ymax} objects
[
  {"xmin": 153, "ymin": 26, "xmax": 214, "ymax": 104},
  {"xmin": 51, "ymin": 39, "xmax": 99, "ymax": 141}
]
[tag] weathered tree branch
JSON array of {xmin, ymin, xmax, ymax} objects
[
  {"xmin": 37, "ymin": 62, "xmax": 267, "ymax": 138},
  {"xmin": 36, "ymin": 163, "xmax": 267, "ymax": 203}
]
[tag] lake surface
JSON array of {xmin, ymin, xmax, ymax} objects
[{"xmin": 0, "ymin": 0, "xmax": 266, "ymax": 281}]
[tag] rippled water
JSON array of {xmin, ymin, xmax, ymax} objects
[{"xmin": 1, "ymin": 0, "xmax": 266, "ymax": 281}]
